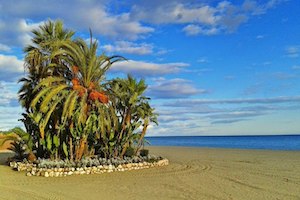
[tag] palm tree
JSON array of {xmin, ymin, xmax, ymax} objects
[
  {"xmin": 19, "ymin": 20, "xmax": 74, "ymax": 111},
  {"xmin": 30, "ymin": 35, "xmax": 124, "ymax": 160},
  {"xmin": 136, "ymin": 102, "xmax": 158, "ymax": 152},
  {"xmin": 18, "ymin": 20, "xmax": 75, "ymax": 160},
  {"xmin": 107, "ymin": 75, "xmax": 154, "ymax": 157},
  {"xmin": 0, "ymin": 127, "xmax": 35, "ymax": 161},
  {"xmin": 18, "ymin": 20, "xmax": 158, "ymax": 161}
]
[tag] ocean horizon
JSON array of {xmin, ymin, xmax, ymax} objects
[{"xmin": 146, "ymin": 135, "xmax": 300, "ymax": 151}]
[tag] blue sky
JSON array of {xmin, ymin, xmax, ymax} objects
[{"xmin": 0, "ymin": 0, "xmax": 299, "ymax": 135}]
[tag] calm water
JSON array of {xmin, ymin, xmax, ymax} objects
[{"xmin": 146, "ymin": 135, "xmax": 300, "ymax": 151}]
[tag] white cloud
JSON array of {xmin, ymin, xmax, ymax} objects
[
  {"xmin": 131, "ymin": 3, "xmax": 218, "ymax": 25},
  {"xmin": 0, "ymin": 54, "xmax": 23, "ymax": 73},
  {"xmin": 286, "ymin": 46, "xmax": 299, "ymax": 58},
  {"xmin": 0, "ymin": 54, "xmax": 24, "ymax": 81},
  {"xmin": 197, "ymin": 57, "xmax": 208, "ymax": 63},
  {"xmin": 256, "ymin": 35, "xmax": 264, "ymax": 39},
  {"xmin": 0, "ymin": 18, "xmax": 42, "ymax": 47},
  {"xmin": 0, "ymin": 43, "xmax": 11, "ymax": 52},
  {"xmin": 103, "ymin": 41, "xmax": 153, "ymax": 55},
  {"xmin": 150, "ymin": 95, "xmax": 300, "ymax": 135},
  {"xmin": 182, "ymin": 24, "xmax": 201, "ymax": 35},
  {"xmin": 182, "ymin": 24, "xmax": 218, "ymax": 36},
  {"xmin": 0, "ymin": 0, "xmax": 287, "ymax": 46},
  {"xmin": 164, "ymin": 96, "xmax": 300, "ymax": 106},
  {"xmin": 272, "ymin": 72, "xmax": 297, "ymax": 80},
  {"xmin": 148, "ymin": 78, "xmax": 207, "ymax": 99},
  {"xmin": 0, "ymin": 82, "xmax": 19, "ymax": 107},
  {"xmin": 79, "ymin": 10, "xmax": 153, "ymax": 40},
  {"xmin": 111, "ymin": 60, "xmax": 189, "ymax": 76},
  {"xmin": 0, "ymin": 107, "xmax": 24, "ymax": 130},
  {"xmin": 242, "ymin": 0, "xmax": 285, "ymax": 15},
  {"xmin": 0, "ymin": 0, "xmax": 154, "ymax": 46},
  {"xmin": 0, "ymin": 54, "xmax": 24, "ymax": 73},
  {"xmin": 130, "ymin": 0, "xmax": 285, "ymax": 36}
]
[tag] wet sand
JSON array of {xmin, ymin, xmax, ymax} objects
[{"xmin": 0, "ymin": 146, "xmax": 299, "ymax": 200}]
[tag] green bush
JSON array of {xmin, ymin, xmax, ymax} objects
[
  {"xmin": 124, "ymin": 147, "xmax": 135, "ymax": 157},
  {"xmin": 139, "ymin": 149, "xmax": 149, "ymax": 157}
]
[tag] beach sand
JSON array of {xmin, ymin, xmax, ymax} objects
[{"xmin": 0, "ymin": 146, "xmax": 299, "ymax": 200}]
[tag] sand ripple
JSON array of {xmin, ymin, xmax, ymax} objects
[{"xmin": 1, "ymin": 147, "xmax": 300, "ymax": 200}]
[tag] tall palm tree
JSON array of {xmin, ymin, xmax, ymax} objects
[
  {"xmin": 18, "ymin": 20, "xmax": 75, "ymax": 160},
  {"xmin": 19, "ymin": 20, "xmax": 75, "ymax": 111},
  {"xmin": 30, "ymin": 35, "xmax": 124, "ymax": 160}
]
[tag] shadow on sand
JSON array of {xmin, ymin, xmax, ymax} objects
[{"xmin": 0, "ymin": 151, "xmax": 14, "ymax": 165}]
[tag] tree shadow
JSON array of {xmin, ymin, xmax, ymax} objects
[{"xmin": 0, "ymin": 151, "xmax": 14, "ymax": 165}]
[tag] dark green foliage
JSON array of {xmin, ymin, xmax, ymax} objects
[
  {"xmin": 124, "ymin": 147, "xmax": 135, "ymax": 157},
  {"xmin": 8, "ymin": 141, "xmax": 28, "ymax": 161},
  {"xmin": 139, "ymin": 149, "xmax": 149, "ymax": 157},
  {"xmin": 0, "ymin": 127, "xmax": 32, "ymax": 161}
]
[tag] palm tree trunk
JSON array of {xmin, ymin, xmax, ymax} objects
[
  {"xmin": 136, "ymin": 119, "xmax": 149, "ymax": 154},
  {"xmin": 118, "ymin": 108, "xmax": 131, "ymax": 141},
  {"xmin": 120, "ymin": 142, "xmax": 129, "ymax": 158},
  {"xmin": 77, "ymin": 136, "xmax": 87, "ymax": 160},
  {"xmin": 69, "ymin": 137, "xmax": 73, "ymax": 161}
]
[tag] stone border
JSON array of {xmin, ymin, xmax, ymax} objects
[{"xmin": 10, "ymin": 159, "xmax": 169, "ymax": 177}]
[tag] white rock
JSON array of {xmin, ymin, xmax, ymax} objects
[
  {"xmin": 54, "ymin": 172, "xmax": 60, "ymax": 177},
  {"xmin": 108, "ymin": 165, "xmax": 114, "ymax": 170},
  {"xmin": 126, "ymin": 163, "xmax": 132, "ymax": 168},
  {"xmin": 49, "ymin": 171, "xmax": 54, "ymax": 177},
  {"xmin": 117, "ymin": 165, "xmax": 123, "ymax": 169}
]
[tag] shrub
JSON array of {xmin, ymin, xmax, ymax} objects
[
  {"xmin": 124, "ymin": 147, "xmax": 135, "ymax": 157},
  {"xmin": 139, "ymin": 149, "xmax": 149, "ymax": 157}
]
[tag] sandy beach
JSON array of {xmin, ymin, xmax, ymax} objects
[{"xmin": 0, "ymin": 146, "xmax": 299, "ymax": 200}]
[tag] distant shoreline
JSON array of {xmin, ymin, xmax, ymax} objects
[
  {"xmin": 146, "ymin": 135, "xmax": 300, "ymax": 151},
  {"xmin": 147, "ymin": 145, "xmax": 300, "ymax": 152},
  {"xmin": 146, "ymin": 134, "xmax": 300, "ymax": 137}
]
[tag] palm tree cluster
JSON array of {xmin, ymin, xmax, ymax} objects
[{"xmin": 17, "ymin": 20, "xmax": 158, "ymax": 161}]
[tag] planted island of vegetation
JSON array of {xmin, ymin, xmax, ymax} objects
[{"xmin": 0, "ymin": 20, "xmax": 168, "ymax": 177}]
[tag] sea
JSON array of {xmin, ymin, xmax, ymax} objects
[{"xmin": 146, "ymin": 135, "xmax": 300, "ymax": 151}]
